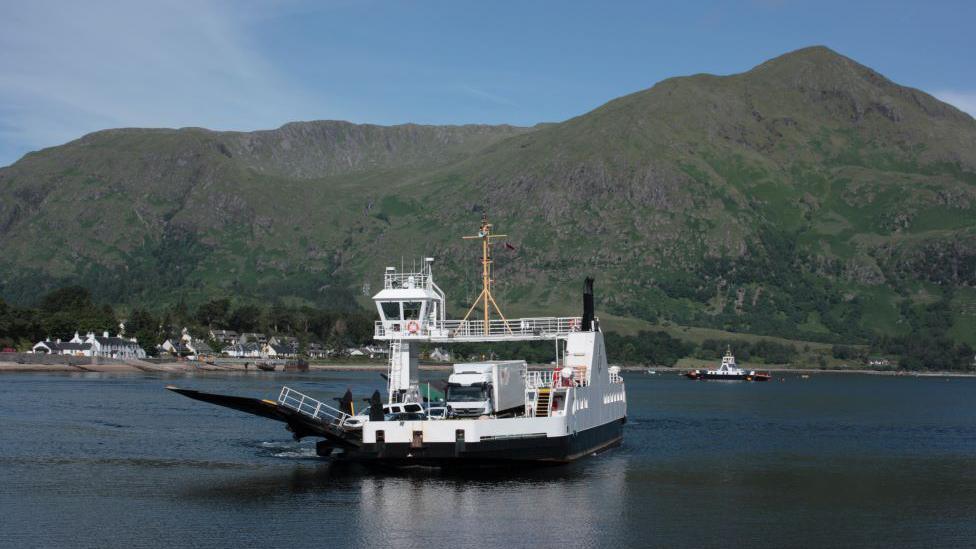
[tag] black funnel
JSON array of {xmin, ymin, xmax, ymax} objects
[{"xmin": 582, "ymin": 277, "xmax": 595, "ymax": 331}]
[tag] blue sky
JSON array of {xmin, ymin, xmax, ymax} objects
[{"xmin": 1, "ymin": 0, "xmax": 974, "ymax": 167}]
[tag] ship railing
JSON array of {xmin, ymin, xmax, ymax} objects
[
  {"xmin": 383, "ymin": 271, "xmax": 430, "ymax": 290},
  {"xmin": 525, "ymin": 370, "xmax": 555, "ymax": 389},
  {"xmin": 278, "ymin": 386, "xmax": 352, "ymax": 425},
  {"xmin": 374, "ymin": 316, "xmax": 585, "ymax": 340},
  {"xmin": 529, "ymin": 367, "xmax": 590, "ymax": 388},
  {"xmin": 609, "ymin": 371, "xmax": 624, "ymax": 384}
]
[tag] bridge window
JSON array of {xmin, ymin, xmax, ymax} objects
[
  {"xmin": 380, "ymin": 302, "xmax": 401, "ymax": 321},
  {"xmin": 403, "ymin": 301, "xmax": 422, "ymax": 320}
]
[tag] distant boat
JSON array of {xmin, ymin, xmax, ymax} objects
[
  {"xmin": 256, "ymin": 362, "xmax": 276, "ymax": 372},
  {"xmin": 646, "ymin": 369, "xmax": 657, "ymax": 375},
  {"xmin": 686, "ymin": 347, "xmax": 771, "ymax": 382}
]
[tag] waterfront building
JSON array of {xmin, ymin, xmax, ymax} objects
[
  {"xmin": 306, "ymin": 342, "xmax": 328, "ymax": 359},
  {"xmin": 221, "ymin": 342, "xmax": 262, "ymax": 358},
  {"xmin": 263, "ymin": 342, "xmax": 298, "ymax": 359},
  {"xmin": 160, "ymin": 328, "xmax": 213, "ymax": 359},
  {"xmin": 32, "ymin": 339, "xmax": 93, "ymax": 356},
  {"xmin": 32, "ymin": 331, "xmax": 146, "ymax": 359},
  {"xmin": 208, "ymin": 329, "xmax": 239, "ymax": 346}
]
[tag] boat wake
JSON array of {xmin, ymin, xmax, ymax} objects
[{"xmin": 257, "ymin": 440, "xmax": 319, "ymax": 460}]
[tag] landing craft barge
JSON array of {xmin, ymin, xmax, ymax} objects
[{"xmin": 168, "ymin": 217, "xmax": 627, "ymax": 465}]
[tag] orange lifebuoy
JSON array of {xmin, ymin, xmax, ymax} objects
[{"xmin": 406, "ymin": 320, "xmax": 420, "ymax": 334}]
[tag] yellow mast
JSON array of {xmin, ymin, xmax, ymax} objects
[{"xmin": 460, "ymin": 215, "xmax": 512, "ymax": 335}]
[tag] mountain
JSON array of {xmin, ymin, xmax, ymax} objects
[{"xmin": 2, "ymin": 46, "xmax": 975, "ymax": 345}]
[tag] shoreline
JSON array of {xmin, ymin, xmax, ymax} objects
[{"xmin": 1, "ymin": 361, "xmax": 973, "ymax": 378}]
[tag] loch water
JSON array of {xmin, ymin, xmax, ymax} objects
[{"xmin": 1, "ymin": 371, "xmax": 974, "ymax": 548}]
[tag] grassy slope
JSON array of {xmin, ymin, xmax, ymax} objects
[{"xmin": 2, "ymin": 47, "xmax": 976, "ymax": 349}]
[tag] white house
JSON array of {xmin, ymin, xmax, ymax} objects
[
  {"xmin": 222, "ymin": 342, "xmax": 262, "ymax": 358},
  {"xmin": 161, "ymin": 328, "xmax": 212, "ymax": 359},
  {"xmin": 263, "ymin": 342, "xmax": 298, "ymax": 359},
  {"xmin": 364, "ymin": 345, "xmax": 390, "ymax": 359},
  {"xmin": 32, "ymin": 338, "xmax": 93, "ymax": 356},
  {"xmin": 33, "ymin": 331, "xmax": 145, "ymax": 359},
  {"xmin": 83, "ymin": 331, "xmax": 147, "ymax": 359}
]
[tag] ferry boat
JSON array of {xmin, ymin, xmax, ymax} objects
[
  {"xmin": 168, "ymin": 217, "xmax": 627, "ymax": 465},
  {"xmin": 686, "ymin": 347, "xmax": 771, "ymax": 381}
]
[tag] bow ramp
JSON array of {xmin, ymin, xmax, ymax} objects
[{"xmin": 165, "ymin": 385, "xmax": 360, "ymax": 448}]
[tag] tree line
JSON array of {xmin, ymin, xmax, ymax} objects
[
  {"xmin": 0, "ymin": 286, "xmax": 375, "ymax": 356},
  {"xmin": 3, "ymin": 285, "xmax": 973, "ymax": 370}
]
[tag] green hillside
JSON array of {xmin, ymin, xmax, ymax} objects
[{"xmin": 2, "ymin": 46, "xmax": 975, "ymax": 349}]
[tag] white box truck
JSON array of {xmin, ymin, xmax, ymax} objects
[{"xmin": 445, "ymin": 360, "xmax": 527, "ymax": 417}]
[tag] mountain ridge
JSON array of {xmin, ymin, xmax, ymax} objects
[{"xmin": 2, "ymin": 46, "xmax": 975, "ymax": 346}]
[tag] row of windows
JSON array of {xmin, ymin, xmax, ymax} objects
[{"xmin": 379, "ymin": 301, "xmax": 424, "ymax": 321}]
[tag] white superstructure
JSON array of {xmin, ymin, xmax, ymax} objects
[{"xmin": 707, "ymin": 348, "xmax": 745, "ymax": 376}]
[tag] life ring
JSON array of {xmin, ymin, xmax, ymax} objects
[{"xmin": 406, "ymin": 320, "xmax": 421, "ymax": 334}]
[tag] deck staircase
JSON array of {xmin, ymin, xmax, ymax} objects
[
  {"xmin": 387, "ymin": 339, "xmax": 402, "ymax": 400},
  {"xmin": 535, "ymin": 387, "xmax": 552, "ymax": 417}
]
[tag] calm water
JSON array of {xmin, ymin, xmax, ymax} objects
[{"xmin": 1, "ymin": 371, "xmax": 974, "ymax": 548}]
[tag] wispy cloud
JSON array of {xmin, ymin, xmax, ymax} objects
[
  {"xmin": 0, "ymin": 0, "xmax": 318, "ymax": 166},
  {"xmin": 456, "ymin": 85, "xmax": 518, "ymax": 107},
  {"xmin": 933, "ymin": 90, "xmax": 976, "ymax": 118}
]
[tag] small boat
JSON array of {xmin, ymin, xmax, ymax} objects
[
  {"xmin": 646, "ymin": 369, "xmax": 657, "ymax": 375},
  {"xmin": 256, "ymin": 362, "xmax": 276, "ymax": 372},
  {"xmin": 686, "ymin": 347, "xmax": 771, "ymax": 382}
]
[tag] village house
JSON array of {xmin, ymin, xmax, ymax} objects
[
  {"xmin": 222, "ymin": 342, "xmax": 262, "ymax": 358},
  {"xmin": 364, "ymin": 345, "xmax": 390, "ymax": 359},
  {"xmin": 160, "ymin": 329, "xmax": 214, "ymax": 359},
  {"xmin": 32, "ymin": 339, "xmax": 93, "ymax": 356},
  {"xmin": 86, "ymin": 331, "xmax": 147, "ymax": 359},
  {"xmin": 32, "ymin": 330, "xmax": 146, "ymax": 359},
  {"xmin": 263, "ymin": 342, "xmax": 298, "ymax": 359},
  {"xmin": 208, "ymin": 329, "xmax": 239, "ymax": 346},
  {"xmin": 306, "ymin": 342, "xmax": 328, "ymax": 359}
]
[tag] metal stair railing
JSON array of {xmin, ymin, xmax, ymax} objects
[
  {"xmin": 387, "ymin": 338, "xmax": 402, "ymax": 402},
  {"xmin": 278, "ymin": 386, "xmax": 352, "ymax": 425}
]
